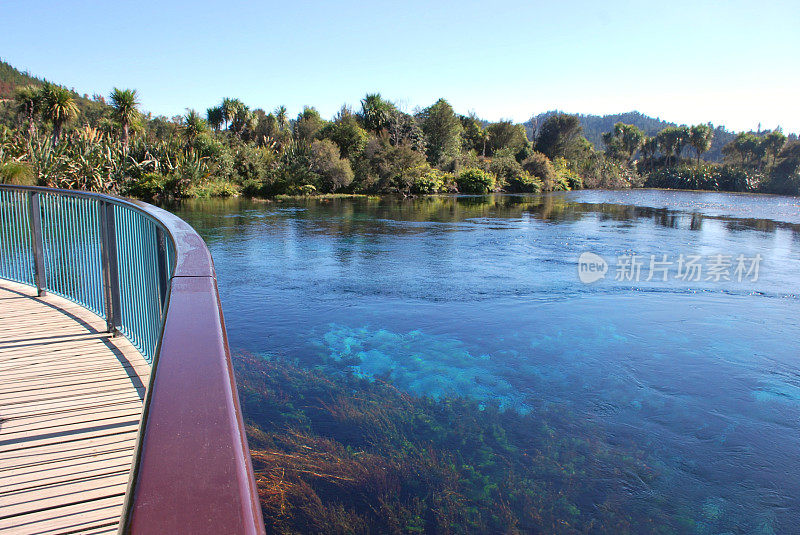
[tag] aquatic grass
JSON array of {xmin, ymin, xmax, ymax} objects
[{"xmin": 234, "ymin": 353, "xmax": 674, "ymax": 534}]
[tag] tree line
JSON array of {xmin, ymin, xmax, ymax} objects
[{"xmin": 1, "ymin": 82, "xmax": 798, "ymax": 200}]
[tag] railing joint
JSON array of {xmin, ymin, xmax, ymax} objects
[
  {"xmin": 27, "ymin": 191, "xmax": 46, "ymax": 297},
  {"xmin": 100, "ymin": 201, "xmax": 122, "ymax": 334}
]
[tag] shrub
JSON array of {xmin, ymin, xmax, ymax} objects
[
  {"xmin": 582, "ymin": 155, "xmax": 641, "ymax": 189},
  {"xmin": 0, "ymin": 162, "xmax": 35, "ymax": 185},
  {"xmin": 553, "ymin": 157, "xmax": 583, "ymax": 190},
  {"xmin": 489, "ymin": 155, "xmax": 542, "ymax": 193},
  {"xmin": 242, "ymin": 178, "xmax": 265, "ymax": 197},
  {"xmin": 522, "ymin": 152, "xmax": 559, "ymax": 191},
  {"xmin": 410, "ymin": 170, "xmax": 452, "ymax": 194},
  {"xmin": 287, "ymin": 184, "xmax": 317, "ymax": 196},
  {"xmin": 456, "ymin": 167, "xmax": 496, "ymax": 194},
  {"xmin": 309, "ymin": 139, "xmax": 354, "ymax": 192},
  {"xmin": 188, "ymin": 179, "xmax": 240, "ymax": 198},
  {"xmin": 360, "ymin": 137, "xmax": 430, "ymax": 193},
  {"xmin": 232, "ymin": 143, "xmax": 272, "ymax": 184},
  {"xmin": 644, "ymin": 164, "xmax": 760, "ymax": 192},
  {"xmin": 505, "ymin": 172, "xmax": 543, "ymax": 193},
  {"xmin": 122, "ymin": 172, "xmax": 166, "ymax": 201}
]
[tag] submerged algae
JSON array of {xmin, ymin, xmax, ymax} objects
[{"xmin": 235, "ymin": 353, "xmax": 677, "ymax": 534}]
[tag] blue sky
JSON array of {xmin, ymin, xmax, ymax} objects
[{"xmin": 1, "ymin": 0, "xmax": 798, "ymax": 132}]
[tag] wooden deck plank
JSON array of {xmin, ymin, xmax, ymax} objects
[
  {"xmin": 2, "ymin": 391, "xmax": 143, "ymax": 419},
  {"xmin": 0, "ymin": 434, "xmax": 138, "ymax": 471},
  {"xmin": 0, "ymin": 494, "xmax": 125, "ymax": 534},
  {"xmin": 0, "ymin": 472, "xmax": 130, "ymax": 519},
  {"xmin": 0, "ymin": 280, "xmax": 148, "ymax": 534}
]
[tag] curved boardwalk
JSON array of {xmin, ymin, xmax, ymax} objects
[{"xmin": 0, "ymin": 281, "xmax": 149, "ymax": 534}]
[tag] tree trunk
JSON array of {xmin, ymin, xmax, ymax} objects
[
  {"xmin": 122, "ymin": 123, "xmax": 130, "ymax": 149},
  {"xmin": 52, "ymin": 122, "xmax": 62, "ymax": 145}
]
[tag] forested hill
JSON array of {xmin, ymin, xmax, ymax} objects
[
  {"xmin": 0, "ymin": 59, "xmax": 103, "ymax": 115},
  {"xmin": 0, "ymin": 61, "xmax": 43, "ymax": 99},
  {"xmin": 525, "ymin": 111, "xmax": 738, "ymax": 162}
]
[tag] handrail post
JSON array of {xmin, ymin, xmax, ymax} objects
[
  {"xmin": 155, "ymin": 227, "xmax": 168, "ymax": 308},
  {"xmin": 27, "ymin": 191, "xmax": 46, "ymax": 297},
  {"xmin": 100, "ymin": 201, "xmax": 122, "ymax": 334}
]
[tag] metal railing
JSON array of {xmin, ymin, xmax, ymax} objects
[
  {"xmin": 0, "ymin": 185, "xmax": 265, "ymax": 535},
  {"xmin": 0, "ymin": 187, "xmax": 172, "ymax": 361}
]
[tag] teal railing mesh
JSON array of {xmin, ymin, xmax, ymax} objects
[
  {"xmin": 0, "ymin": 189, "xmax": 35, "ymax": 285},
  {"xmin": 0, "ymin": 187, "xmax": 175, "ymax": 364},
  {"xmin": 114, "ymin": 204, "xmax": 168, "ymax": 360},
  {"xmin": 39, "ymin": 193, "xmax": 106, "ymax": 317}
]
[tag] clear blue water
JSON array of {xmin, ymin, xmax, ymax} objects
[{"xmin": 174, "ymin": 190, "xmax": 800, "ymax": 533}]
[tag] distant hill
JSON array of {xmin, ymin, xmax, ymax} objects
[
  {"xmin": 0, "ymin": 61, "xmax": 44, "ymax": 99},
  {"xmin": 0, "ymin": 59, "xmax": 106, "ymax": 124},
  {"xmin": 524, "ymin": 111, "xmax": 739, "ymax": 162}
]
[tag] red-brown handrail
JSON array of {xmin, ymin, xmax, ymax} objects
[{"xmin": 120, "ymin": 202, "xmax": 265, "ymax": 534}]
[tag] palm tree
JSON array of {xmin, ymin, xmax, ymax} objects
[
  {"xmin": 41, "ymin": 83, "xmax": 79, "ymax": 145},
  {"xmin": 762, "ymin": 130, "xmax": 786, "ymax": 169},
  {"xmin": 275, "ymin": 105, "xmax": 287, "ymax": 131},
  {"xmin": 479, "ymin": 129, "xmax": 490, "ymax": 157},
  {"xmin": 14, "ymin": 85, "xmax": 42, "ymax": 138},
  {"xmin": 656, "ymin": 126, "xmax": 687, "ymax": 167},
  {"xmin": 206, "ymin": 106, "xmax": 223, "ymax": 132},
  {"xmin": 230, "ymin": 104, "xmax": 252, "ymax": 137},
  {"xmin": 221, "ymin": 98, "xmax": 242, "ymax": 131},
  {"xmin": 183, "ymin": 109, "xmax": 207, "ymax": 148},
  {"xmin": 360, "ymin": 93, "xmax": 393, "ymax": 133},
  {"xmin": 674, "ymin": 126, "xmax": 690, "ymax": 164},
  {"xmin": 688, "ymin": 124, "xmax": 714, "ymax": 166},
  {"xmin": 109, "ymin": 88, "xmax": 140, "ymax": 149},
  {"xmin": 640, "ymin": 136, "xmax": 658, "ymax": 169}
]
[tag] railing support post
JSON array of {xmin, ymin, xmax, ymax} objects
[
  {"xmin": 27, "ymin": 191, "xmax": 46, "ymax": 297},
  {"xmin": 100, "ymin": 202, "xmax": 122, "ymax": 334},
  {"xmin": 155, "ymin": 227, "xmax": 168, "ymax": 308}
]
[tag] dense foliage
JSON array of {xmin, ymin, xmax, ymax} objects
[{"xmin": 0, "ymin": 60, "xmax": 798, "ymax": 200}]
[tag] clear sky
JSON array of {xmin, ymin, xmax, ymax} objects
[{"xmin": 1, "ymin": 0, "xmax": 798, "ymax": 132}]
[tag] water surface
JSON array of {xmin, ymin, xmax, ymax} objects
[{"xmin": 174, "ymin": 190, "xmax": 800, "ymax": 533}]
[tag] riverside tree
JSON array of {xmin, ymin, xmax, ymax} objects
[{"xmin": 419, "ymin": 98, "xmax": 462, "ymax": 167}]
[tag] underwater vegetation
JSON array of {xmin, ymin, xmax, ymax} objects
[{"xmin": 235, "ymin": 353, "xmax": 686, "ymax": 534}]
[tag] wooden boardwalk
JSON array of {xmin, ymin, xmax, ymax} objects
[{"xmin": 0, "ymin": 280, "xmax": 149, "ymax": 534}]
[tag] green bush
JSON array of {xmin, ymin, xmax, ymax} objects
[
  {"xmin": 122, "ymin": 172, "xmax": 166, "ymax": 201},
  {"xmin": 456, "ymin": 167, "xmax": 496, "ymax": 194},
  {"xmin": 287, "ymin": 184, "xmax": 318, "ymax": 196},
  {"xmin": 522, "ymin": 152, "xmax": 560, "ymax": 191},
  {"xmin": 553, "ymin": 157, "xmax": 583, "ymax": 190},
  {"xmin": 583, "ymin": 155, "xmax": 642, "ymax": 189},
  {"xmin": 490, "ymin": 155, "xmax": 542, "ymax": 193},
  {"xmin": 0, "ymin": 162, "xmax": 35, "ymax": 185},
  {"xmin": 188, "ymin": 179, "xmax": 240, "ymax": 198},
  {"xmin": 718, "ymin": 165, "xmax": 763, "ymax": 191},
  {"xmin": 505, "ymin": 172, "xmax": 543, "ymax": 193},
  {"xmin": 645, "ymin": 164, "xmax": 760, "ymax": 192},
  {"xmin": 411, "ymin": 170, "xmax": 452, "ymax": 194},
  {"xmin": 309, "ymin": 139, "xmax": 354, "ymax": 192}
]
